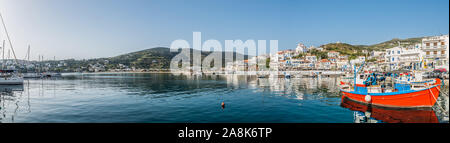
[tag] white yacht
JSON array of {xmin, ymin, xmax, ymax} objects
[{"xmin": 0, "ymin": 69, "xmax": 24, "ymax": 85}]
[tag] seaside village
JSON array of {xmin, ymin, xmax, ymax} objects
[
  {"xmin": 4, "ymin": 34, "xmax": 447, "ymax": 76},
  {"xmin": 223, "ymin": 34, "xmax": 449, "ymax": 76}
]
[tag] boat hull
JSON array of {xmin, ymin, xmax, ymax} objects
[
  {"xmin": 341, "ymin": 79, "xmax": 441, "ymax": 108},
  {"xmin": 341, "ymin": 97, "xmax": 439, "ymax": 123},
  {"xmin": 0, "ymin": 79, "xmax": 24, "ymax": 85}
]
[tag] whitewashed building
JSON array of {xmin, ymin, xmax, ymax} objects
[
  {"xmin": 295, "ymin": 43, "xmax": 308, "ymax": 54},
  {"xmin": 327, "ymin": 51, "xmax": 340, "ymax": 58},
  {"xmin": 399, "ymin": 44, "xmax": 423, "ymax": 70},
  {"xmin": 385, "ymin": 44, "xmax": 425, "ymax": 70},
  {"xmin": 421, "ymin": 34, "xmax": 449, "ymax": 70},
  {"xmin": 305, "ymin": 55, "xmax": 317, "ymax": 63},
  {"xmin": 385, "ymin": 46, "xmax": 402, "ymax": 70}
]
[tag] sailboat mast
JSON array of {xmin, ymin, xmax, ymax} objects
[
  {"xmin": 0, "ymin": 12, "xmax": 19, "ymax": 64},
  {"xmin": 24, "ymin": 45, "xmax": 30, "ymax": 61},
  {"xmin": 38, "ymin": 54, "xmax": 40, "ymax": 73}
]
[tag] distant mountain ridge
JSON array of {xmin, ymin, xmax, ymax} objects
[
  {"xmin": 99, "ymin": 37, "xmax": 424, "ymax": 68},
  {"xmin": 28, "ymin": 36, "xmax": 434, "ymax": 72},
  {"xmin": 56, "ymin": 47, "xmax": 250, "ymax": 71}
]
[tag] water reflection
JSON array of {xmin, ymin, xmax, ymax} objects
[
  {"xmin": 0, "ymin": 85, "xmax": 24, "ymax": 93},
  {"xmin": 341, "ymin": 97, "xmax": 439, "ymax": 123},
  {"xmin": 0, "ymin": 73, "xmax": 447, "ymax": 123},
  {"xmin": 0, "ymin": 84, "xmax": 25, "ymax": 123},
  {"xmin": 224, "ymin": 75, "xmax": 341, "ymax": 100},
  {"xmin": 67, "ymin": 73, "xmax": 342, "ymax": 101}
]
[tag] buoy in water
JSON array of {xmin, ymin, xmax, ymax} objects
[{"xmin": 221, "ymin": 102, "xmax": 225, "ymax": 109}]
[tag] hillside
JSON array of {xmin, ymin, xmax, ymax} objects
[
  {"xmin": 48, "ymin": 47, "xmax": 249, "ymax": 72},
  {"xmin": 365, "ymin": 37, "xmax": 423, "ymax": 51},
  {"xmin": 317, "ymin": 37, "xmax": 423, "ymax": 60}
]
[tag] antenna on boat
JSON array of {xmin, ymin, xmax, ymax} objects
[
  {"xmin": 28, "ymin": 45, "xmax": 30, "ymax": 61},
  {"xmin": 2, "ymin": 40, "xmax": 4, "ymax": 69},
  {"xmin": 0, "ymin": 11, "xmax": 19, "ymax": 65}
]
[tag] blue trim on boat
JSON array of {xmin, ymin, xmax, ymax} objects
[{"xmin": 396, "ymin": 80, "xmax": 434, "ymax": 84}]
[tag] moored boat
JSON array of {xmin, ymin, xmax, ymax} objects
[
  {"xmin": 340, "ymin": 61, "xmax": 442, "ymax": 108},
  {"xmin": 42, "ymin": 72, "xmax": 62, "ymax": 78},
  {"xmin": 341, "ymin": 74, "xmax": 442, "ymax": 108},
  {"xmin": 23, "ymin": 72, "xmax": 42, "ymax": 78},
  {"xmin": 0, "ymin": 69, "xmax": 24, "ymax": 85}
]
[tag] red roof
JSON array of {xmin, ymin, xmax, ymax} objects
[{"xmin": 320, "ymin": 59, "xmax": 330, "ymax": 62}]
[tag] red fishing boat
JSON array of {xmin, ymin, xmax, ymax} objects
[
  {"xmin": 340, "ymin": 62, "xmax": 443, "ymax": 108},
  {"xmin": 341, "ymin": 76, "xmax": 442, "ymax": 108}
]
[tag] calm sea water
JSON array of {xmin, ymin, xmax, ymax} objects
[{"xmin": 0, "ymin": 73, "xmax": 448, "ymax": 123}]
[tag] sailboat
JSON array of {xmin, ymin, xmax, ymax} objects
[{"xmin": 0, "ymin": 12, "xmax": 24, "ymax": 85}]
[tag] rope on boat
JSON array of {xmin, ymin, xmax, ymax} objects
[
  {"xmin": 436, "ymin": 81, "xmax": 448, "ymax": 96},
  {"xmin": 434, "ymin": 83, "xmax": 449, "ymax": 97},
  {"xmin": 428, "ymin": 85, "xmax": 448, "ymax": 116}
]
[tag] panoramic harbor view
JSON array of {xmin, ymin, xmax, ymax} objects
[
  {"xmin": 0, "ymin": 0, "xmax": 448, "ymax": 126},
  {"xmin": 1, "ymin": 73, "xmax": 449, "ymax": 123}
]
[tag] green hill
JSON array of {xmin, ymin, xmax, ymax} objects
[
  {"xmin": 53, "ymin": 47, "xmax": 249, "ymax": 72},
  {"xmin": 365, "ymin": 37, "xmax": 423, "ymax": 51},
  {"xmin": 317, "ymin": 37, "xmax": 423, "ymax": 60}
]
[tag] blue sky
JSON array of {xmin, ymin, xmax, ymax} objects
[{"xmin": 0, "ymin": 0, "xmax": 448, "ymax": 60}]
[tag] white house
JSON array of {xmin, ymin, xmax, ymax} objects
[
  {"xmin": 305, "ymin": 55, "xmax": 317, "ymax": 63},
  {"xmin": 327, "ymin": 51, "xmax": 340, "ymax": 58},
  {"xmin": 296, "ymin": 43, "xmax": 308, "ymax": 54},
  {"xmin": 399, "ymin": 44, "xmax": 424, "ymax": 70},
  {"xmin": 421, "ymin": 34, "xmax": 449, "ymax": 70},
  {"xmin": 385, "ymin": 46, "xmax": 403, "ymax": 70}
]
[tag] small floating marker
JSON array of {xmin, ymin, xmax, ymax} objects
[
  {"xmin": 221, "ymin": 102, "xmax": 225, "ymax": 109},
  {"xmin": 365, "ymin": 95, "xmax": 371, "ymax": 102}
]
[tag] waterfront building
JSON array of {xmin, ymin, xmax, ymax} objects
[
  {"xmin": 421, "ymin": 34, "xmax": 449, "ymax": 70},
  {"xmin": 399, "ymin": 44, "xmax": 423, "ymax": 70},
  {"xmin": 336, "ymin": 59, "xmax": 350, "ymax": 71},
  {"xmin": 229, "ymin": 60, "xmax": 248, "ymax": 71},
  {"xmin": 225, "ymin": 62, "xmax": 235, "ymax": 73},
  {"xmin": 384, "ymin": 44, "xmax": 425, "ymax": 70},
  {"xmin": 317, "ymin": 59, "xmax": 331, "ymax": 70},
  {"xmin": 385, "ymin": 46, "xmax": 402, "ymax": 70}
]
